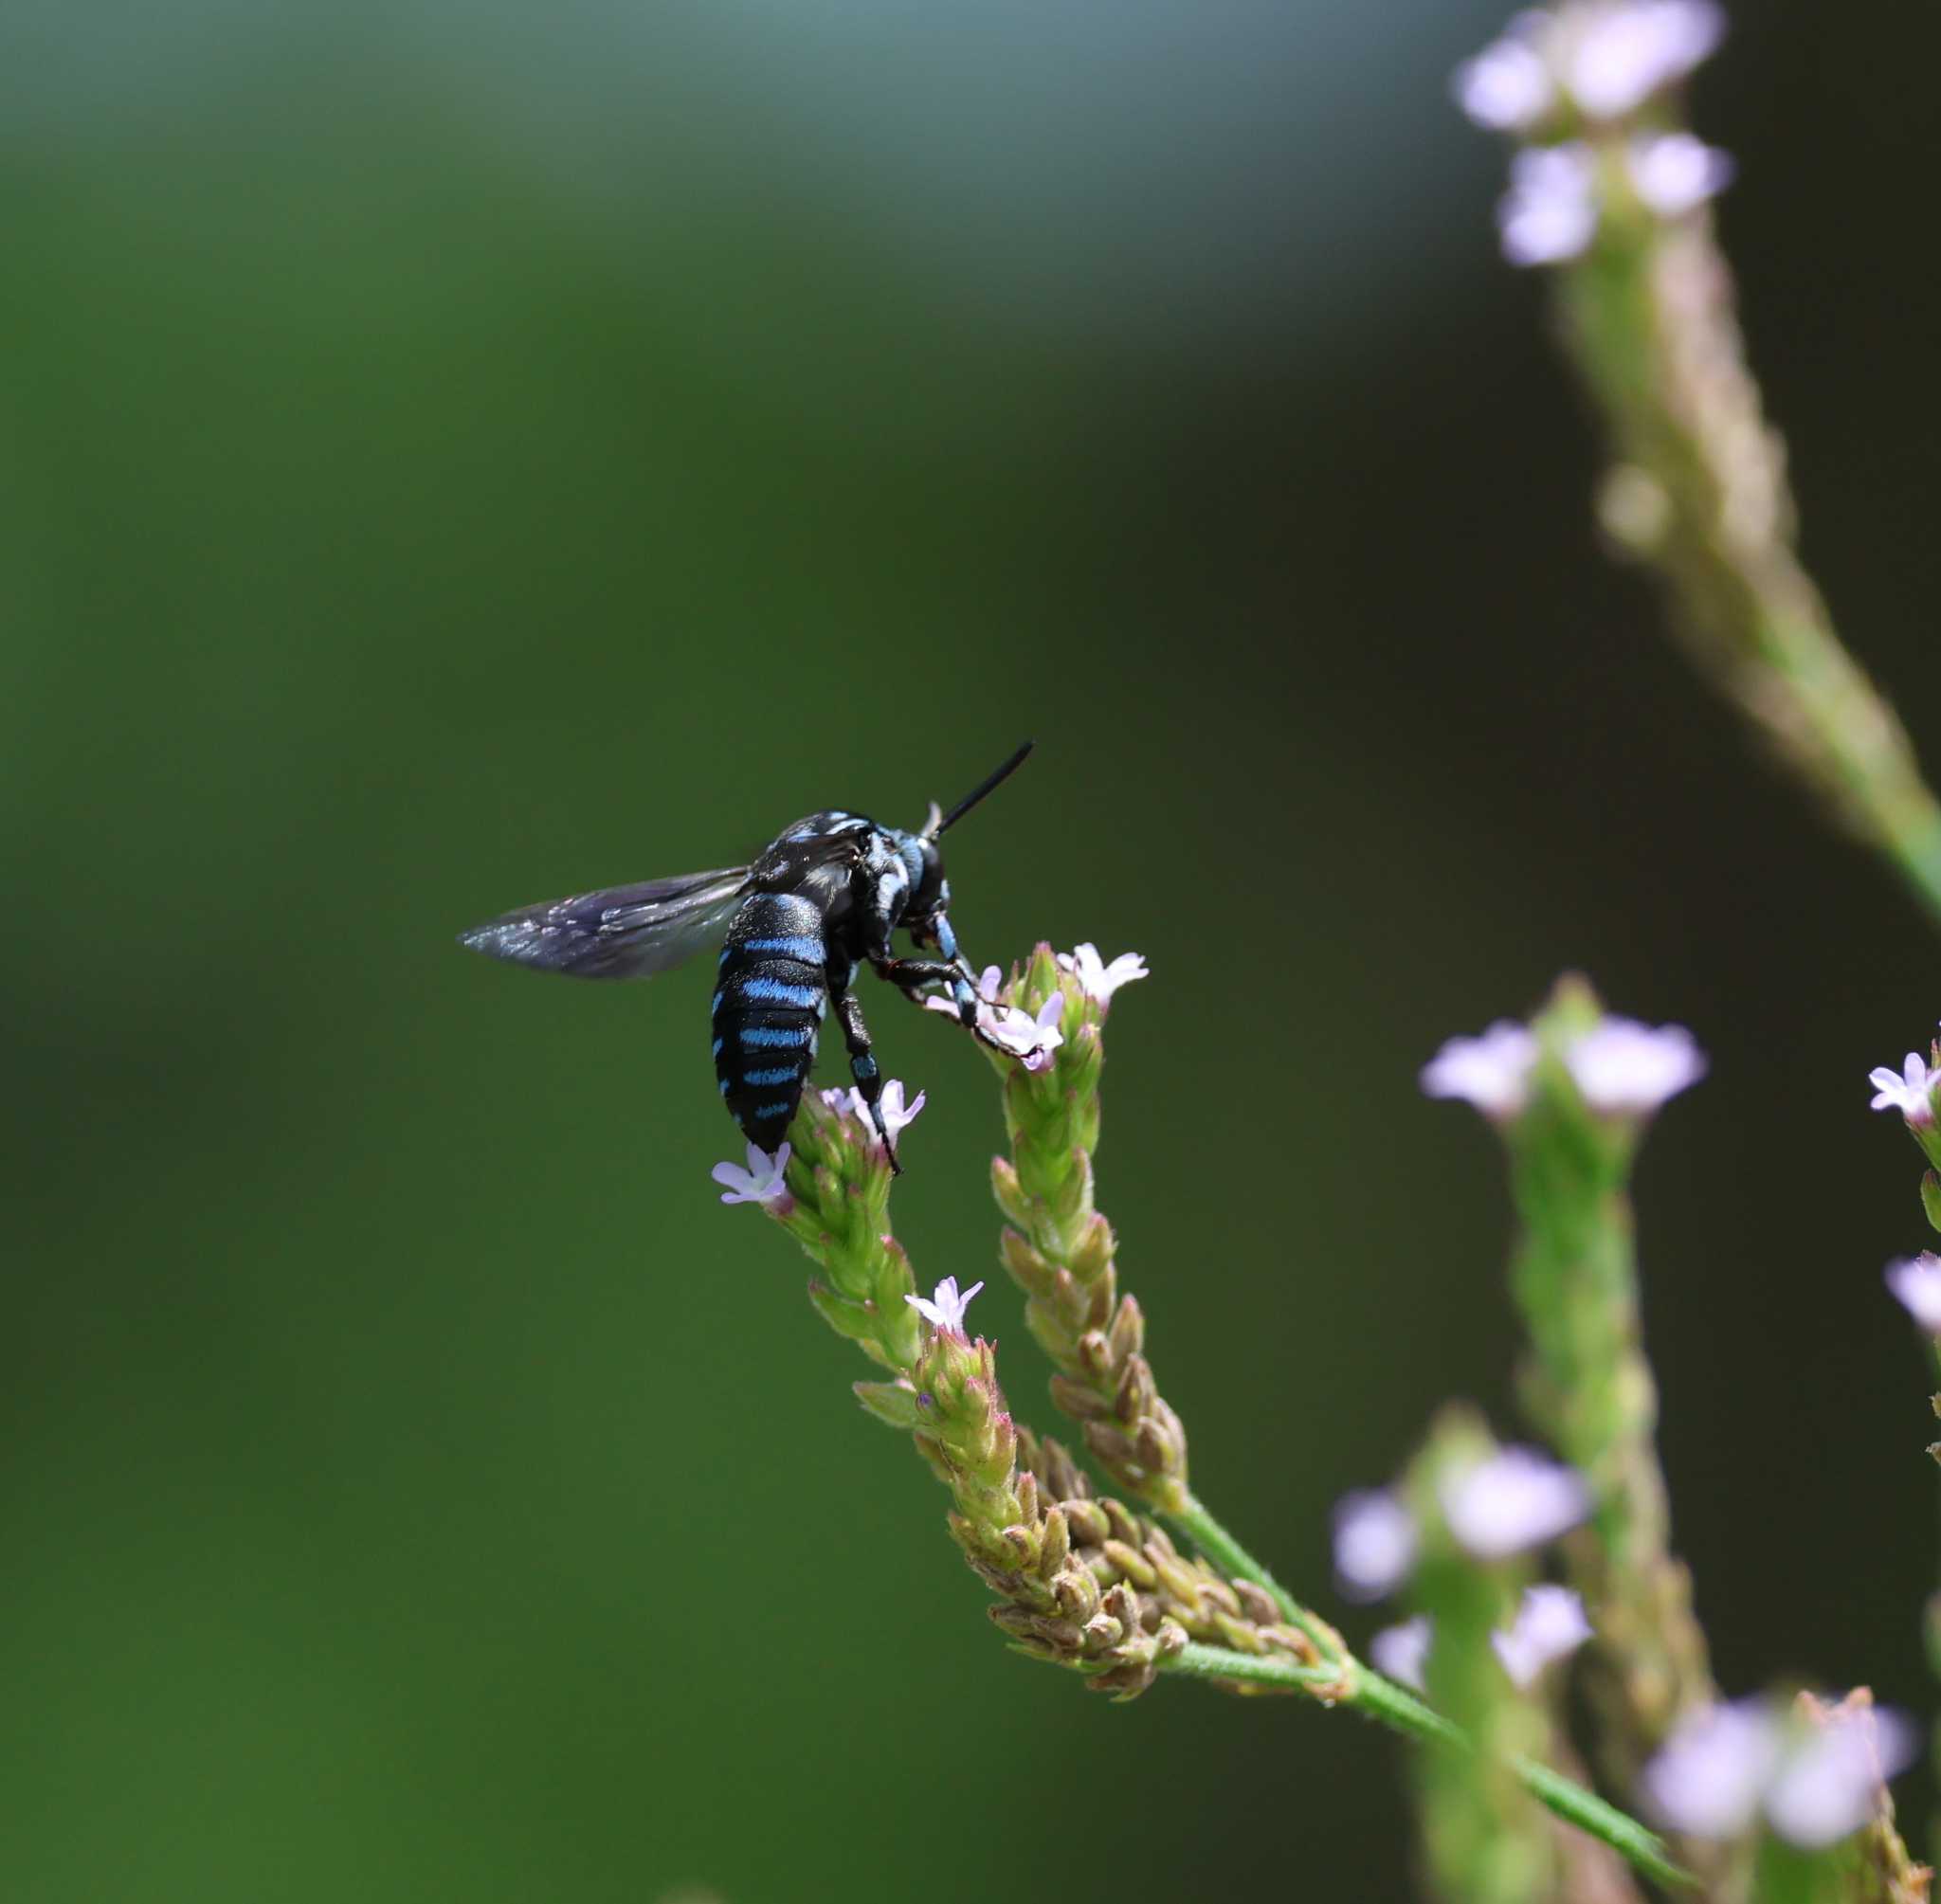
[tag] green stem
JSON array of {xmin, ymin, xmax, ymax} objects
[
  {"xmin": 1171, "ymin": 1492, "xmax": 1342, "ymax": 1659},
  {"xmin": 1166, "ymin": 1645, "xmax": 1694, "ymax": 1891}
]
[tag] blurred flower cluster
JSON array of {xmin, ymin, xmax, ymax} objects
[{"xmin": 1456, "ymin": 2, "xmax": 1732, "ymax": 265}]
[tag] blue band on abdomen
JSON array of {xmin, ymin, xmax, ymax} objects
[
  {"xmin": 731, "ymin": 975, "xmax": 823, "ymax": 1009},
  {"xmin": 738, "ymin": 935, "xmax": 825, "ymax": 964},
  {"xmin": 738, "ymin": 1023, "xmax": 814, "ymax": 1048}
]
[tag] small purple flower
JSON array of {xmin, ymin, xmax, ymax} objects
[
  {"xmin": 874, "ymin": 1079, "xmax": 926, "ymax": 1144},
  {"xmin": 1567, "ymin": 0, "xmax": 1725, "ymax": 119},
  {"xmin": 710, "ymin": 1140, "xmax": 793, "ymax": 1212},
  {"xmin": 1565, "ymin": 1016, "xmax": 1707, "ymax": 1114},
  {"xmin": 1642, "ymin": 1700, "xmax": 1783, "ymax": 1839},
  {"xmin": 1644, "ymin": 1697, "xmax": 1919, "ymax": 1846},
  {"xmin": 1370, "ymin": 1615, "xmax": 1434, "ymax": 1693},
  {"xmin": 1492, "ymin": 1584, "xmax": 1593, "ymax": 1687},
  {"xmin": 1422, "ymin": 1021, "xmax": 1539, "ymax": 1117},
  {"xmin": 1498, "ymin": 142, "xmax": 1599, "ymax": 267},
  {"xmin": 1885, "ymin": 1256, "xmax": 1941, "ymax": 1333},
  {"xmin": 1766, "ymin": 1704, "xmax": 1918, "ymax": 1849},
  {"xmin": 1440, "ymin": 1447, "xmax": 1591, "ymax": 1559},
  {"xmin": 1453, "ymin": 19, "xmax": 1555, "ymax": 133},
  {"xmin": 906, "ymin": 1275, "xmax": 984, "ymax": 1335},
  {"xmin": 981, "ymin": 994, "xmax": 1066, "ymax": 1072},
  {"xmin": 1628, "ymin": 132, "xmax": 1734, "ymax": 217},
  {"xmin": 1869, "ymin": 1052, "xmax": 1937, "ymax": 1126},
  {"xmin": 1333, "ymin": 1489, "xmax": 1419, "ymax": 1601},
  {"xmin": 1058, "ymin": 943, "xmax": 1150, "ymax": 1005},
  {"xmin": 819, "ymin": 1079, "xmax": 928, "ymax": 1149}
]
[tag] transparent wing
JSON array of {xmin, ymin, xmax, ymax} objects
[{"xmin": 458, "ymin": 867, "xmax": 750, "ymax": 979}]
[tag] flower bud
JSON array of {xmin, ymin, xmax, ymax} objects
[{"xmin": 853, "ymin": 1379, "xmax": 922, "ymax": 1430}]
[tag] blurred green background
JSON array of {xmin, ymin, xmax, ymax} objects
[{"xmin": 5, "ymin": 1, "xmax": 1940, "ymax": 1896}]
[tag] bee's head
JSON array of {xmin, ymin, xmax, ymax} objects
[{"xmin": 902, "ymin": 825, "xmax": 949, "ymax": 941}]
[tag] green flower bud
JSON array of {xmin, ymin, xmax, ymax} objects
[{"xmin": 853, "ymin": 1378, "xmax": 923, "ymax": 1430}]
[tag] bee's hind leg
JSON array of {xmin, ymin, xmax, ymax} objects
[{"xmin": 834, "ymin": 988, "xmax": 898, "ymax": 1173}]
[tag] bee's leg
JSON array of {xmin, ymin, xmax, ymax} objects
[
  {"xmin": 871, "ymin": 913, "xmax": 980, "ymax": 1026},
  {"xmin": 834, "ymin": 988, "xmax": 898, "ymax": 1173}
]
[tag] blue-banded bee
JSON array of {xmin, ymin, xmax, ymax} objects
[{"xmin": 458, "ymin": 743, "xmax": 1032, "ymax": 1172}]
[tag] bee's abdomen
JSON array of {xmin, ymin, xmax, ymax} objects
[{"xmin": 711, "ymin": 893, "xmax": 828, "ymax": 1155}]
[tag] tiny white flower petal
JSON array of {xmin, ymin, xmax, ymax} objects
[
  {"xmin": 977, "ymin": 966, "xmax": 1004, "ymax": 1003},
  {"xmin": 877, "ymin": 1079, "xmax": 927, "ymax": 1143},
  {"xmin": 1869, "ymin": 1053, "xmax": 1936, "ymax": 1125},
  {"xmin": 1565, "ymin": 1016, "xmax": 1707, "ymax": 1114},
  {"xmin": 1568, "ymin": 0, "xmax": 1725, "ymax": 119},
  {"xmin": 1497, "ymin": 142, "xmax": 1598, "ymax": 268},
  {"xmin": 1454, "ymin": 33, "xmax": 1555, "ymax": 131},
  {"xmin": 1885, "ymin": 1257, "xmax": 1941, "ymax": 1333},
  {"xmin": 1370, "ymin": 1616, "xmax": 1434, "ymax": 1693},
  {"xmin": 1441, "ymin": 1447, "xmax": 1590, "ymax": 1559},
  {"xmin": 1057, "ymin": 944, "xmax": 1151, "ymax": 1005},
  {"xmin": 711, "ymin": 1140, "xmax": 792, "ymax": 1208},
  {"xmin": 1422, "ymin": 1022, "xmax": 1539, "ymax": 1117},
  {"xmin": 1333, "ymin": 1489, "xmax": 1419, "ymax": 1601},
  {"xmin": 922, "ymin": 993, "xmax": 961, "ymax": 1018},
  {"xmin": 1492, "ymin": 1585, "xmax": 1593, "ymax": 1687},
  {"xmin": 905, "ymin": 1275, "xmax": 985, "ymax": 1334},
  {"xmin": 1643, "ymin": 1700, "xmax": 1784, "ymax": 1839},
  {"xmin": 1766, "ymin": 1706, "xmax": 1919, "ymax": 1849},
  {"xmin": 1628, "ymin": 132, "xmax": 1734, "ymax": 217},
  {"xmin": 821, "ymin": 1085, "xmax": 856, "ymax": 1111}
]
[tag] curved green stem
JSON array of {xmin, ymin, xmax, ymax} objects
[{"xmin": 1166, "ymin": 1645, "xmax": 1694, "ymax": 1891}]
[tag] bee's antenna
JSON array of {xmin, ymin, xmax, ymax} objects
[{"xmin": 926, "ymin": 740, "xmax": 1035, "ymax": 838}]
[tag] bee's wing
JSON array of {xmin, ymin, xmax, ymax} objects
[{"xmin": 458, "ymin": 867, "xmax": 751, "ymax": 979}]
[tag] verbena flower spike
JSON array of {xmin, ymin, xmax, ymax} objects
[{"xmin": 703, "ymin": 944, "xmax": 1699, "ymax": 1889}]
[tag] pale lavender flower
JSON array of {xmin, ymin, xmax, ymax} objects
[
  {"xmin": 710, "ymin": 1140, "xmax": 793, "ymax": 1211},
  {"xmin": 1492, "ymin": 1584, "xmax": 1593, "ymax": 1687},
  {"xmin": 1567, "ymin": 0, "xmax": 1725, "ymax": 119},
  {"xmin": 1333, "ymin": 1489, "xmax": 1419, "ymax": 1601},
  {"xmin": 906, "ymin": 1275, "xmax": 984, "ymax": 1335},
  {"xmin": 873, "ymin": 1079, "xmax": 926, "ymax": 1144},
  {"xmin": 1628, "ymin": 131, "xmax": 1734, "ymax": 216},
  {"xmin": 1497, "ymin": 142, "xmax": 1599, "ymax": 267},
  {"xmin": 1643, "ymin": 1700, "xmax": 1783, "ymax": 1839},
  {"xmin": 1370, "ymin": 1616, "xmax": 1434, "ymax": 1693},
  {"xmin": 1643, "ymin": 1697, "xmax": 1918, "ymax": 1846},
  {"xmin": 818, "ymin": 1079, "xmax": 927, "ymax": 1148},
  {"xmin": 1058, "ymin": 943, "xmax": 1150, "ymax": 1005},
  {"xmin": 1441, "ymin": 1447, "xmax": 1591, "ymax": 1559},
  {"xmin": 1565, "ymin": 1016, "xmax": 1707, "ymax": 1114},
  {"xmin": 1766, "ymin": 1705, "xmax": 1918, "ymax": 1848},
  {"xmin": 985, "ymin": 994, "xmax": 1067, "ymax": 1072},
  {"xmin": 1869, "ymin": 1052, "xmax": 1936, "ymax": 1126},
  {"xmin": 1421, "ymin": 1021, "xmax": 1539, "ymax": 1117},
  {"xmin": 1453, "ymin": 18, "xmax": 1555, "ymax": 132},
  {"xmin": 1885, "ymin": 1256, "xmax": 1941, "ymax": 1333}
]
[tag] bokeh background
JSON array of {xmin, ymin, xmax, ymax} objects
[{"xmin": 5, "ymin": 2, "xmax": 1939, "ymax": 1896}]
